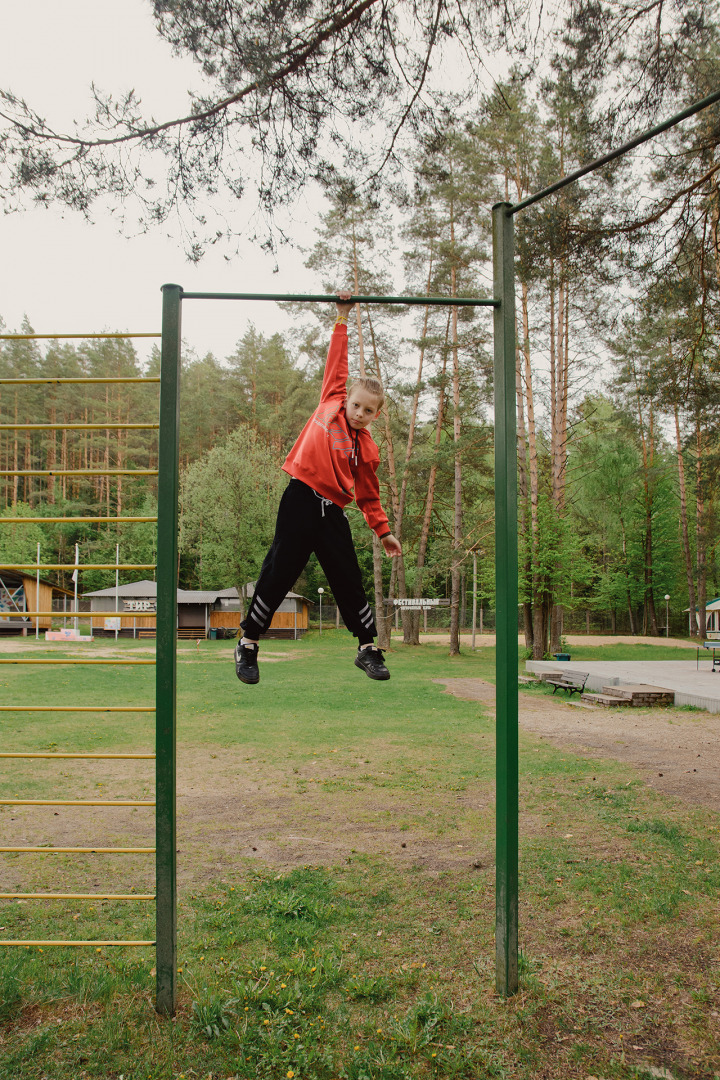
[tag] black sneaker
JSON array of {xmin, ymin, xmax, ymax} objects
[
  {"xmin": 354, "ymin": 646, "xmax": 390, "ymax": 681},
  {"xmin": 234, "ymin": 641, "xmax": 260, "ymax": 684}
]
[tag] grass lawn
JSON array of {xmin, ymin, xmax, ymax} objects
[{"xmin": 0, "ymin": 632, "xmax": 718, "ymax": 1079}]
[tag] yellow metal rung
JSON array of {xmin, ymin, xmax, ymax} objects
[
  {"xmin": 0, "ymin": 564, "xmax": 155, "ymax": 570},
  {"xmin": 0, "ymin": 333, "xmax": 160, "ymax": 340},
  {"xmin": 0, "ymin": 894, "xmax": 153, "ymax": 902},
  {"xmin": 0, "ymin": 660, "xmax": 156, "ymax": 665},
  {"xmin": 0, "ymin": 799, "xmax": 155, "ymax": 806},
  {"xmin": 20, "ymin": 612, "xmax": 157, "ymax": 619},
  {"xmin": 0, "ymin": 377, "xmax": 160, "ymax": 384},
  {"xmin": 0, "ymin": 846, "xmax": 155, "ymax": 853},
  {"xmin": 0, "ymin": 424, "xmax": 159, "ymax": 431},
  {"xmin": 0, "ymin": 471, "xmax": 159, "ymax": 477},
  {"xmin": 0, "ymin": 940, "xmax": 156, "ymax": 947},
  {"xmin": 0, "ymin": 893, "xmax": 154, "ymax": 900},
  {"xmin": 0, "ymin": 706, "xmax": 155, "ymax": 712},
  {"xmin": 0, "ymin": 517, "xmax": 158, "ymax": 523},
  {"xmin": 0, "ymin": 753, "xmax": 155, "ymax": 759}
]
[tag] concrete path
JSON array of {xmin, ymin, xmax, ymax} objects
[{"xmin": 527, "ymin": 658, "xmax": 720, "ymax": 713}]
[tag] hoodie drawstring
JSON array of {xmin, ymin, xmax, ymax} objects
[{"xmin": 312, "ymin": 488, "xmax": 334, "ymax": 517}]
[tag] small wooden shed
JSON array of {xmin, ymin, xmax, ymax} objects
[
  {"xmin": 83, "ymin": 580, "xmax": 311, "ymax": 639},
  {"xmin": 0, "ymin": 570, "xmax": 74, "ymax": 633},
  {"xmin": 209, "ymin": 584, "xmax": 311, "ymax": 639}
]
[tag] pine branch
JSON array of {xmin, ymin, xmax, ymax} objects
[{"xmin": 0, "ymin": 0, "xmax": 380, "ymax": 151}]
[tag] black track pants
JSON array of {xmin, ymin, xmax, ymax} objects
[{"xmin": 242, "ymin": 479, "xmax": 377, "ymax": 644}]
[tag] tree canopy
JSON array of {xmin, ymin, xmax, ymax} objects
[{"xmin": 2, "ymin": 0, "xmax": 715, "ymax": 257}]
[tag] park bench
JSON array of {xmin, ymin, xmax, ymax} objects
[{"xmin": 544, "ymin": 671, "xmax": 589, "ymax": 696}]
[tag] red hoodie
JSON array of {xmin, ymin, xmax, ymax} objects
[{"xmin": 282, "ymin": 324, "xmax": 391, "ymax": 538}]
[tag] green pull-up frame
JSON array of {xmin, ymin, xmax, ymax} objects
[{"xmin": 155, "ymin": 267, "xmax": 519, "ymax": 1013}]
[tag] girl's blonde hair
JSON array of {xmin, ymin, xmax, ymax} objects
[{"xmin": 347, "ymin": 376, "xmax": 384, "ymax": 407}]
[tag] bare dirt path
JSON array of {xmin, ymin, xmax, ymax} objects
[
  {"xmin": 434, "ymin": 677, "xmax": 720, "ymax": 812},
  {"xmin": 416, "ymin": 633, "xmax": 697, "ymax": 648}
]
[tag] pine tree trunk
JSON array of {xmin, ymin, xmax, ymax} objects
[
  {"xmin": 549, "ymin": 272, "xmax": 569, "ymax": 655},
  {"xmin": 373, "ymin": 532, "xmax": 390, "ymax": 649},
  {"xmin": 12, "ymin": 393, "xmax": 18, "ymax": 507},
  {"xmin": 48, "ymin": 401, "xmax": 56, "ymax": 505},
  {"xmin": 696, "ymin": 421, "xmax": 707, "ymax": 638},
  {"xmin": 61, "ymin": 427, "xmax": 67, "ymax": 501},
  {"xmin": 414, "ymin": 342, "xmax": 448, "ymax": 624},
  {"xmin": 674, "ymin": 403, "xmax": 698, "ymax": 637},
  {"xmin": 397, "ymin": 275, "xmax": 433, "ymax": 645},
  {"xmin": 516, "ymin": 300, "xmax": 533, "ymax": 650},
  {"xmin": 23, "ymin": 429, "xmax": 30, "ymax": 504},
  {"xmin": 520, "ymin": 282, "xmax": 543, "ymax": 658},
  {"xmin": 350, "ymin": 262, "xmax": 387, "ymax": 648},
  {"xmin": 620, "ymin": 517, "xmax": 636, "ymax": 635},
  {"xmin": 449, "ymin": 249, "xmax": 462, "ymax": 656},
  {"xmin": 116, "ymin": 396, "xmax": 124, "ymax": 517},
  {"xmin": 366, "ymin": 311, "xmax": 411, "ymax": 639}
]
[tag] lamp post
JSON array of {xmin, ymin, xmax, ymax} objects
[
  {"xmin": 664, "ymin": 594, "xmax": 670, "ymax": 638},
  {"xmin": 318, "ymin": 587, "xmax": 324, "ymax": 634}
]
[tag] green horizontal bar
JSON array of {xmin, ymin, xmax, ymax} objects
[
  {"xmin": 180, "ymin": 290, "xmax": 497, "ymax": 307},
  {"xmin": 0, "ymin": 378, "xmax": 160, "ymax": 385},
  {"xmin": 512, "ymin": 86, "xmax": 720, "ymax": 214}
]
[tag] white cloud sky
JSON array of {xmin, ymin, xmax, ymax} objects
[{"xmin": 1, "ymin": 0, "xmax": 324, "ymax": 365}]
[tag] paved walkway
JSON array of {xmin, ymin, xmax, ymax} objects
[{"xmin": 526, "ymin": 657, "xmax": 720, "ymax": 713}]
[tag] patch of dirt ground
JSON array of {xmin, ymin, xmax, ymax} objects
[
  {"xmin": 434, "ymin": 677, "xmax": 720, "ymax": 811},
  {"xmin": 417, "ymin": 632, "xmax": 697, "ymax": 648},
  {"xmin": 0, "ymin": 751, "xmax": 495, "ymax": 892}
]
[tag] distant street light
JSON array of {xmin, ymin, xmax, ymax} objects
[
  {"xmin": 318, "ymin": 587, "xmax": 324, "ymax": 634},
  {"xmin": 664, "ymin": 594, "xmax": 670, "ymax": 638}
]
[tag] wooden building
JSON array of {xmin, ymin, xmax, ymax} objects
[
  {"xmin": 0, "ymin": 570, "xmax": 75, "ymax": 634},
  {"xmin": 210, "ymin": 583, "xmax": 311, "ymax": 639},
  {"xmin": 83, "ymin": 580, "xmax": 311, "ymax": 639}
]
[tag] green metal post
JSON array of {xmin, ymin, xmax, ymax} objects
[
  {"xmin": 155, "ymin": 284, "xmax": 182, "ymax": 1015},
  {"xmin": 492, "ymin": 203, "xmax": 519, "ymax": 996}
]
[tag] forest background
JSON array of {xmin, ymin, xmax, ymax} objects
[{"xmin": 1, "ymin": 0, "xmax": 720, "ymax": 659}]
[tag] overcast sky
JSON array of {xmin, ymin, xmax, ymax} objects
[{"xmin": 1, "ymin": 1, "xmax": 330, "ymax": 366}]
